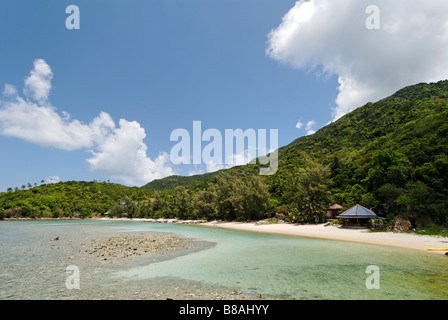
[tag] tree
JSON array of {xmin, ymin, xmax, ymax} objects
[
  {"xmin": 395, "ymin": 181, "xmax": 433, "ymax": 224},
  {"xmin": 214, "ymin": 173, "xmax": 270, "ymax": 221},
  {"xmin": 360, "ymin": 192, "xmax": 377, "ymax": 209},
  {"xmin": 122, "ymin": 197, "xmax": 137, "ymax": 218},
  {"xmin": 240, "ymin": 175, "xmax": 270, "ymax": 221},
  {"xmin": 172, "ymin": 186, "xmax": 192, "ymax": 219},
  {"xmin": 215, "ymin": 173, "xmax": 242, "ymax": 221},
  {"xmin": 110, "ymin": 202, "xmax": 125, "ymax": 217},
  {"xmin": 152, "ymin": 191, "xmax": 169, "ymax": 217},
  {"xmin": 136, "ymin": 200, "xmax": 153, "ymax": 218},
  {"xmin": 192, "ymin": 188, "xmax": 218, "ymax": 220},
  {"xmin": 376, "ymin": 183, "xmax": 403, "ymax": 210},
  {"xmin": 288, "ymin": 158, "xmax": 332, "ymax": 223},
  {"xmin": 366, "ymin": 149, "xmax": 409, "ymax": 191}
]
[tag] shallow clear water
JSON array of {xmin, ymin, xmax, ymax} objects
[{"xmin": 1, "ymin": 220, "xmax": 447, "ymax": 300}]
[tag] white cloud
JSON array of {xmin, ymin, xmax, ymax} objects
[
  {"xmin": 305, "ymin": 120, "xmax": 316, "ymax": 136},
  {"xmin": 267, "ymin": 0, "xmax": 448, "ymax": 121},
  {"xmin": 0, "ymin": 59, "xmax": 174, "ymax": 186},
  {"xmin": 198, "ymin": 149, "xmax": 257, "ymax": 175},
  {"xmin": 3, "ymin": 84, "xmax": 17, "ymax": 97},
  {"xmin": 306, "ymin": 120, "xmax": 316, "ymax": 128},
  {"xmin": 46, "ymin": 176, "xmax": 61, "ymax": 184},
  {"xmin": 228, "ymin": 149, "xmax": 256, "ymax": 167},
  {"xmin": 295, "ymin": 120, "xmax": 303, "ymax": 129},
  {"xmin": 205, "ymin": 161, "xmax": 224, "ymax": 173},
  {"xmin": 86, "ymin": 119, "xmax": 174, "ymax": 186},
  {"xmin": 23, "ymin": 59, "xmax": 53, "ymax": 103},
  {"xmin": 0, "ymin": 97, "xmax": 115, "ymax": 151}
]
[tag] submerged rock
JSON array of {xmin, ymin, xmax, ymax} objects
[{"xmin": 81, "ymin": 233, "xmax": 202, "ymax": 264}]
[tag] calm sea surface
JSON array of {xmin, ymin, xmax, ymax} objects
[{"xmin": 1, "ymin": 220, "xmax": 447, "ymax": 300}]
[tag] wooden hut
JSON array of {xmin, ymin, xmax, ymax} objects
[{"xmin": 326, "ymin": 204, "xmax": 343, "ymax": 220}]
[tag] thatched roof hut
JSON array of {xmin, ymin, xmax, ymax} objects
[{"xmin": 326, "ymin": 204, "xmax": 343, "ymax": 219}]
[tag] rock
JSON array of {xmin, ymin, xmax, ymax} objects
[
  {"xmin": 52, "ymin": 236, "xmax": 59, "ymax": 241},
  {"xmin": 80, "ymin": 233, "xmax": 192, "ymax": 263},
  {"xmin": 393, "ymin": 217, "xmax": 412, "ymax": 233}
]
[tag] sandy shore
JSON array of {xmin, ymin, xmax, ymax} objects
[
  {"xmin": 201, "ymin": 221, "xmax": 448, "ymax": 254},
  {"xmin": 15, "ymin": 217, "xmax": 447, "ymax": 254},
  {"xmin": 99, "ymin": 217, "xmax": 448, "ymax": 254}
]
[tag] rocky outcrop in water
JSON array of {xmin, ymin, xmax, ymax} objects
[{"xmin": 82, "ymin": 233, "xmax": 197, "ymax": 262}]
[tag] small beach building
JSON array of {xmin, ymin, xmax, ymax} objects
[
  {"xmin": 337, "ymin": 204, "xmax": 382, "ymax": 226},
  {"xmin": 326, "ymin": 204, "xmax": 343, "ymax": 220}
]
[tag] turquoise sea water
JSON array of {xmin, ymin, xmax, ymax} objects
[{"xmin": 1, "ymin": 220, "xmax": 447, "ymax": 300}]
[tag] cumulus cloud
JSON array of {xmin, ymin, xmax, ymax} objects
[
  {"xmin": 23, "ymin": 59, "xmax": 53, "ymax": 103},
  {"xmin": 0, "ymin": 97, "xmax": 115, "ymax": 151},
  {"xmin": 295, "ymin": 120, "xmax": 303, "ymax": 129},
  {"xmin": 0, "ymin": 59, "xmax": 174, "ymax": 186},
  {"xmin": 3, "ymin": 84, "xmax": 17, "ymax": 97},
  {"xmin": 185, "ymin": 149, "xmax": 257, "ymax": 176},
  {"xmin": 305, "ymin": 120, "xmax": 316, "ymax": 135},
  {"xmin": 193, "ymin": 150, "xmax": 256, "ymax": 175},
  {"xmin": 267, "ymin": 0, "xmax": 448, "ymax": 121},
  {"xmin": 86, "ymin": 119, "xmax": 174, "ymax": 186}
]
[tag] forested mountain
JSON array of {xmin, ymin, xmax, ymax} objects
[
  {"xmin": 0, "ymin": 181, "xmax": 149, "ymax": 219},
  {"xmin": 144, "ymin": 80, "xmax": 448, "ymax": 226},
  {"xmin": 1, "ymin": 81, "xmax": 447, "ymax": 228}
]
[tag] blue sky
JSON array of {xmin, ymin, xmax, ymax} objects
[{"xmin": 1, "ymin": 0, "xmax": 447, "ymax": 191}]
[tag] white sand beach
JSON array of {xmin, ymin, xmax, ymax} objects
[
  {"xmin": 99, "ymin": 217, "xmax": 448, "ymax": 254},
  {"xmin": 202, "ymin": 221, "xmax": 448, "ymax": 254}
]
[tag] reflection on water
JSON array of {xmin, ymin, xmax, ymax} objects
[{"xmin": 1, "ymin": 220, "xmax": 447, "ymax": 300}]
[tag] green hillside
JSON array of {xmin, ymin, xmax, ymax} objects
[
  {"xmin": 142, "ymin": 172, "xmax": 221, "ymax": 192},
  {"xmin": 144, "ymin": 80, "xmax": 448, "ymax": 226},
  {"xmin": 2, "ymin": 80, "xmax": 447, "ymax": 228},
  {"xmin": 0, "ymin": 181, "xmax": 149, "ymax": 219}
]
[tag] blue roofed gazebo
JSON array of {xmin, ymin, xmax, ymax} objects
[{"xmin": 337, "ymin": 204, "xmax": 383, "ymax": 226}]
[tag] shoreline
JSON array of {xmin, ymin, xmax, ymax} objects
[
  {"xmin": 201, "ymin": 221, "xmax": 448, "ymax": 254},
  {"xmin": 104, "ymin": 218, "xmax": 448, "ymax": 254},
  {"xmin": 3, "ymin": 217, "xmax": 448, "ymax": 254}
]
